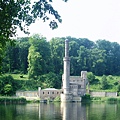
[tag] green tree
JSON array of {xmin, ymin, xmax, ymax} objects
[
  {"xmin": 0, "ymin": 0, "xmax": 67, "ymax": 45},
  {"xmin": 0, "ymin": 75, "xmax": 17, "ymax": 95},
  {"xmin": 77, "ymin": 46, "xmax": 89, "ymax": 71},
  {"xmin": 95, "ymin": 40, "xmax": 120, "ymax": 75},
  {"xmin": 90, "ymin": 48, "xmax": 106, "ymax": 75},
  {"xmin": 49, "ymin": 38, "xmax": 64, "ymax": 74},
  {"xmin": 1, "ymin": 42, "xmax": 19, "ymax": 73},
  {"xmin": 101, "ymin": 75, "xmax": 109, "ymax": 90},
  {"xmin": 18, "ymin": 37, "xmax": 30, "ymax": 74},
  {"xmin": 3, "ymin": 84, "xmax": 13, "ymax": 95},
  {"xmin": 0, "ymin": 0, "xmax": 68, "ymax": 69},
  {"xmin": 28, "ymin": 34, "xmax": 52, "ymax": 79},
  {"xmin": 43, "ymin": 72, "xmax": 61, "ymax": 88},
  {"xmin": 87, "ymin": 72, "xmax": 95, "ymax": 84}
]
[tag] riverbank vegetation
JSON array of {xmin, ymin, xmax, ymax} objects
[
  {"xmin": 0, "ymin": 35, "xmax": 120, "ymax": 96},
  {"xmin": 0, "ymin": 97, "xmax": 26, "ymax": 104},
  {"xmin": 82, "ymin": 94, "xmax": 120, "ymax": 103}
]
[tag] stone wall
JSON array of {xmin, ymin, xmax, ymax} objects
[
  {"xmin": 90, "ymin": 92, "xmax": 117, "ymax": 97},
  {"xmin": 16, "ymin": 88, "xmax": 62, "ymax": 100},
  {"xmin": 16, "ymin": 91, "xmax": 38, "ymax": 97}
]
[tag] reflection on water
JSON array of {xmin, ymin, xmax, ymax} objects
[
  {"xmin": 39, "ymin": 103, "xmax": 62, "ymax": 120},
  {"xmin": 1, "ymin": 102, "xmax": 120, "ymax": 120},
  {"xmin": 61, "ymin": 102, "xmax": 86, "ymax": 120}
]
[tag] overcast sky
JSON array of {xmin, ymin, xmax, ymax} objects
[{"xmin": 17, "ymin": 0, "xmax": 120, "ymax": 44}]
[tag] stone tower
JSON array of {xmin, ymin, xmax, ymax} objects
[
  {"xmin": 63, "ymin": 39, "xmax": 70, "ymax": 94},
  {"xmin": 61, "ymin": 39, "xmax": 72, "ymax": 102},
  {"xmin": 61, "ymin": 39, "xmax": 87, "ymax": 102}
]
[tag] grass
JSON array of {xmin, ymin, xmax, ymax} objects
[
  {"xmin": 3, "ymin": 73, "xmax": 120, "ymax": 92},
  {"xmin": 90, "ymin": 75, "xmax": 120, "ymax": 92},
  {"xmin": 91, "ymin": 97, "xmax": 120, "ymax": 103},
  {"xmin": 5, "ymin": 73, "xmax": 29, "ymax": 80}
]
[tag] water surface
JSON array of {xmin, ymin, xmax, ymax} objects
[{"xmin": 0, "ymin": 102, "xmax": 120, "ymax": 120}]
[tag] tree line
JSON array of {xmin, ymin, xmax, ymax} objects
[
  {"xmin": 1, "ymin": 34, "xmax": 120, "ymax": 77},
  {"xmin": 0, "ymin": 34, "xmax": 120, "ymax": 95}
]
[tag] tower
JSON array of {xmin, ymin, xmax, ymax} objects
[
  {"xmin": 63, "ymin": 39, "xmax": 70, "ymax": 94},
  {"xmin": 61, "ymin": 39, "xmax": 86, "ymax": 102},
  {"xmin": 61, "ymin": 39, "xmax": 72, "ymax": 102}
]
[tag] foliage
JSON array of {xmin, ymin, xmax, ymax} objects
[
  {"xmin": 87, "ymin": 72, "xmax": 95, "ymax": 84},
  {"xmin": 28, "ymin": 34, "xmax": 52, "ymax": 79},
  {"xmin": 3, "ymin": 84, "xmax": 13, "ymax": 95},
  {"xmin": 54, "ymin": 96, "xmax": 61, "ymax": 102},
  {"xmin": 81, "ymin": 94, "xmax": 91, "ymax": 102},
  {"xmin": 0, "ymin": 75, "xmax": 23, "ymax": 95},
  {"xmin": 0, "ymin": 97, "xmax": 26, "ymax": 104},
  {"xmin": 38, "ymin": 72, "xmax": 61, "ymax": 89},
  {"xmin": 117, "ymin": 84, "xmax": 120, "ymax": 92},
  {"xmin": 106, "ymin": 97, "xmax": 117, "ymax": 103},
  {"xmin": 0, "ymin": 0, "xmax": 67, "ymax": 44},
  {"xmin": 49, "ymin": 38, "xmax": 64, "ymax": 74},
  {"xmin": 1, "ymin": 37, "xmax": 120, "ymax": 94},
  {"xmin": 101, "ymin": 75, "xmax": 109, "ymax": 90},
  {"xmin": 91, "ymin": 97, "xmax": 102, "ymax": 101},
  {"xmin": 0, "ymin": 0, "xmax": 68, "ymax": 70}
]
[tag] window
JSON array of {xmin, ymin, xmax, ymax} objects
[
  {"xmin": 78, "ymin": 85, "xmax": 81, "ymax": 89},
  {"xmin": 52, "ymin": 92, "xmax": 54, "ymax": 94},
  {"xmin": 43, "ymin": 92, "xmax": 44, "ymax": 94},
  {"xmin": 48, "ymin": 92, "xmax": 49, "ymax": 94}
]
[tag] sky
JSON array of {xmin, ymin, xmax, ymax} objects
[{"xmin": 17, "ymin": 0, "xmax": 120, "ymax": 44}]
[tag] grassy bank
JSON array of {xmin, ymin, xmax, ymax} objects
[
  {"xmin": 0, "ymin": 97, "xmax": 26, "ymax": 104},
  {"xmin": 91, "ymin": 97, "xmax": 120, "ymax": 103}
]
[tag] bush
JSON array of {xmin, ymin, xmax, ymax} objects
[
  {"xmin": 54, "ymin": 96, "xmax": 61, "ymax": 102},
  {"xmin": 82, "ymin": 94, "xmax": 91, "ymax": 102},
  {"xmin": 0, "ymin": 97, "xmax": 26, "ymax": 104},
  {"xmin": 107, "ymin": 97, "xmax": 117, "ymax": 102}
]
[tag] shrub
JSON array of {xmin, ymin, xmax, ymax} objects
[
  {"xmin": 82, "ymin": 94, "xmax": 91, "ymax": 102},
  {"xmin": 54, "ymin": 96, "xmax": 61, "ymax": 102},
  {"xmin": 91, "ymin": 97, "xmax": 102, "ymax": 101},
  {"xmin": 0, "ymin": 97, "xmax": 26, "ymax": 104},
  {"xmin": 106, "ymin": 97, "xmax": 117, "ymax": 103}
]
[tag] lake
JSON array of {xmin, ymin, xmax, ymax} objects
[{"xmin": 0, "ymin": 102, "xmax": 120, "ymax": 120}]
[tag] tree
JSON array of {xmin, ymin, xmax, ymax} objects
[
  {"xmin": 18, "ymin": 37, "xmax": 30, "ymax": 74},
  {"xmin": 28, "ymin": 34, "xmax": 52, "ymax": 79},
  {"xmin": 3, "ymin": 84, "xmax": 13, "ymax": 95},
  {"xmin": 87, "ymin": 72, "xmax": 95, "ymax": 84},
  {"xmin": 0, "ymin": 75, "xmax": 16, "ymax": 95},
  {"xmin": 77, "ymin": 46, "xmax": 89, "ymax": 71},
  {"xmin": 90, "ymin": 48, "xmax": 106, "ymax": 75},
  {"xmin": 101, "ymin": 75, "xmax": 109, "ymax": 90},
  {"xmin": 0, "ymin": 0, "xmax": 68, "ymax": 69},
  {"xmin": 0, "ymin": 0, "xmax": 68, "ymax": 45},
  {"xmin": 49, "ymin": 38, "xmax": 64, "ymax": 74}
]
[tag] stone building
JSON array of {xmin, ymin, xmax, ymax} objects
[
  {"xmin": 38, "ymin": 88, "xmax": 62, "ymax": 100},
  {"xmin": 61, "ymin": 39, "xmax": 88, "ymax": 102}
]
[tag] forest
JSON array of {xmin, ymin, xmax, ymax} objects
[{"xmin": 0, "ymin": 34, "xmax": 120, "ymax": 95}]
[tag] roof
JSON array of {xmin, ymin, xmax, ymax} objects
[{"xmin": 43, "ymin": 88, "xmax": 58, "ymax": 90}]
